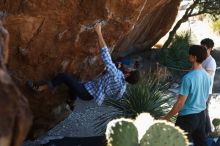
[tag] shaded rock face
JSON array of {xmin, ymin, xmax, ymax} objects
[
  {"xmin": 114, "ymin": 0, "xmax": 182, "ymax": 56},
  {"xmin": 0, "ymin": 68, "xmax": 32, "ymax": 146},
  {"xmin": 0, "ymin": 0, "xmax": 180, "ymax": 139}
]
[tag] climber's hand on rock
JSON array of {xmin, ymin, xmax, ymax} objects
[
  {"xmin": 95, "ymin": 23, "xmax": 102, "ymax": 35},
  {"xmin": 95, "ymin": 22, "xmax": 107, "ymax": 48}
]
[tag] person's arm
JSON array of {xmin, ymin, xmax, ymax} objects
[
  {"xmin": 163, "ymin": 95, "xmax": 187, "ymax": 121},
  {"xmin": 163, "ymin": 76, "xmax": 190, "ymax": 121},
  {"xmin": 95, "ymin": 23, "xmax": 107, "ymax": 48},
  {"xmin": 95, "ymin": 23, "xmax": 118, "ymax": 75},
  {"xmin": 205, "ymin": 59, "xmax": 216, "ymax": 76},
  {"xmin": 206, "ymin": 70, "xmax": 214, "ymax": 76}
]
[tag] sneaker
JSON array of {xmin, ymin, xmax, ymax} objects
[
  {"xmin": 66, "ymin": 98, "xmax": 75, "ymax": 111},
  {"xmin": 26, "ymin": 80, "xmax": 39, "ymax": 92},
  {"xmin": 68, "ymin": 104, "xmax": 75, "ymax": 111}
]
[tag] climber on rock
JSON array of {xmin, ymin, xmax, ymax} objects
[
  {"xmin": 27, "ymin": 22, "xmax": 140, "ymax": 110},
  {"xmin": 0, "ymin": 11, "xmax": 10, "ymax": 68}
]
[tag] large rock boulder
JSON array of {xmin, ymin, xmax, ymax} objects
[
  {"xmin": 0, "ymin": 68, "xmax": 32, "ymax": 146},
  {"xmin": 114, "ymin": 0, "xmax": 182, "ymax": 56},
  {"xmin": 0, "ymin": 0, "xmax": 181, "ymax": 139}
]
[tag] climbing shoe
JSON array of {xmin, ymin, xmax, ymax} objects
[
  {"xmin": 26, "ymin": 80, "xmax": 39, "ymax": 92},
  {"xmin": 66, "ymin": 98, "xmax": 75, "ymax": 111}
]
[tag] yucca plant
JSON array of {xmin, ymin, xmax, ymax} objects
[{"xmin": 95, "ymin": 73, "xmax": 175, "ymax": 134}]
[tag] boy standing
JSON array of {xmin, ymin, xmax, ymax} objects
[{"xmin": 163, "ymin": 45, "xmax": 211, "ymax": 146}]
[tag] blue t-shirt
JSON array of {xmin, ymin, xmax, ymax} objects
[{"xmin": 179, "ymin": 69, "xmax": 211, "ymax": 116}]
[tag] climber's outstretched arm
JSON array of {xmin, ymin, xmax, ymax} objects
[{"xmin": 95, "ymin": 23, "xmax": 107, "ymax": 49}]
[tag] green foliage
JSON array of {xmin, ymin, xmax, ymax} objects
[
  {"xmin": 118, "ymin": 74, "xmax": 172, "ymax": 118},
  {"xmin": 106, "ymin": 113, "xmax": 189, "ymax": 146},
  {"xmin": 212, "ymin": 18, "xmax": 220, "ymax": 34},
  {"xmin": 160, "ymin": 32, "xmax": 191, "ymax": 71},
  {"xmin": 162, "ymin": 0, "xmax": 220, "ymax": 50},
  {"xmin": 212, "ymin": 118, "xmax": 220, "ymax": 128},
  {"xmin": 195, "ymin": 0, "xmax": 220, "ymax": 15},
  {"xmin": 95, "ymin": 73, "xmax": 174, "ymax": 134}
]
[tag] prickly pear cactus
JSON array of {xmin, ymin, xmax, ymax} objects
[
  {"xmin": 140, "ymin": 121, "xmax": 189, "ymax": 146},
  {"xmin": 106, "ymin": 118, "xmax": 138, "ymax": 146},
  {"xmin": 106, "ymin": 113, "xmax": 189, "ymax": 146}
]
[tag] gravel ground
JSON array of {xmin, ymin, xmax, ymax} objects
[
  {"xmin": 23, "ymin": 94, "xmax": 220, "ymax": 146},
  {"xmin": 23, "ymin": 99, "xmax": 113, "ymax": 146}
]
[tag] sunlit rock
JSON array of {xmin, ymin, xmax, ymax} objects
[{"xmin": 0, "ymin": 0, "xmax": 181, "ymax": 138}]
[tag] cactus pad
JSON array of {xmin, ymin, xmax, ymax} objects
[
  {"xmin": 106, "ymin": 118, "xmax": 138, "ymax": 146},
  {"xmin": 140, "ymin": 120, "xmax": 189, "ymax": 146}
]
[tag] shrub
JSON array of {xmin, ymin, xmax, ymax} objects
[
  {"xmin": 159, "ymin": 32, "xmax": 191, "ymax": 72},
  {"xmin": 212, "ymin": 118, "xmax": 220, "ymax": 128},
  {"xmin": 212, "ymin": 19, "xmax": 220, "ymax": 34},
  {"xmin": 95, "ymin": 73, "xmax": 175, "ymax": 134},
  {"xmin": 210, "ymin": 118, "xmax": 220, "ymax": 137}
]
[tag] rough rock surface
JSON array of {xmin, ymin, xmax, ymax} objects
[
  {"xmin": 114, "ymin": 0, "xmax": 182, "ymax": 56},
  {"xmin": 0, "ymin": 67, "xmax": 32, "ymax": 146},
  {"xmin": 0, "ymin": 0, "xmax": 181, "ymax": 139}
]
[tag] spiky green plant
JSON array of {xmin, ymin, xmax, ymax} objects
[{"xmin": 95, "ymin": 73, "xmax": 175, "ymax": 134}]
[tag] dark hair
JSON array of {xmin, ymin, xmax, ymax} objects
[
  {"xmin": 126, "ymin": 70, "xmax": 140, "ymax": 84},
  {"xmin": 200, "ymin": 38, "xmax": 214, "ymax": 49},
  {"xmin": 189, "ymin": 45, "xmax": 207, "ymax": 63}
]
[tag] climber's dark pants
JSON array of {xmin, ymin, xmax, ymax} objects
[
  {"xmin": 48, "ymin": 73, "xmax": 93, "ymax": 101},
  {"xmin": 176, "ymin": 110, "xmax": 208, "ymax": 146}
]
